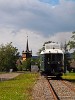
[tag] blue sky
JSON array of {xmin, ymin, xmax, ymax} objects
[
  {"xmin": 0, "ymin": 0, "xmax": 75, "ymax": 55},
  {"xmin": 39, "ymin": 0, "xmax": 59, "ymax": 5},
  {"xmin": 39, "ymin": 0, "xmax": 75, "ymax": 5}
]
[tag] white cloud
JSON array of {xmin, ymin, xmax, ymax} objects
[
  {"xmin": 49, "ymin": 32, "xmax": 72, "ymax": 43},
  {"xmin": 0, "ymin": 0, "xmax": 75, "ymax": 35},
  {"xmin": 0, "ymin": 28, "xmax": 46, "ymax": 55},
  {"xmin": 0, "ymin": 0, "xmax": 74, "ymax": 55},
  {"xmin": 0, "ymin": 28, "xmax": 72, "ymax": 56}
]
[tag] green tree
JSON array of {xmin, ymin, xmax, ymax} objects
[
  {"xmin": 66, "ymin": 32, "xmax": 75, "ymax": 72},
  {"xmin": 67, "ymin": 32, "xmax": 75, "ymax": 60},
  {"xmin": 16, "ymin": 59, "xmax": 22, "ymax": 71},
  {"xmin": 0, "ymin": 42, "xmax": 19, "ymax": 71},
  {"xmin": 31, "ymin": 57, "xmax": 40, "ymax": 66},
  {"xmin": 68, "ymin": 32, "xmax": 75, "ymax": 49},
  {"xmin": 22, "ymin": 58, "xmax": 31, "ymax": 71}
]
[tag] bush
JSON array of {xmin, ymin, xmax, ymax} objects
[
  {"xmin": 17, "ymin": 65, "xmax": 22, "ymax": 71},
  {"xmin": 17, "ymin": 58, "xmax": 31, "ymax": 71},
  {"xmin": 0, "ymin": 42, "xmax": 19, "ymax": 72}
]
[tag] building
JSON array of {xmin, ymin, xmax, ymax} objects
[{"xmin": 22, "ymin": 36, "xmax": 32, "ymax": 61}]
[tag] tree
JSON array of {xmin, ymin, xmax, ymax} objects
[
  {"xmin": 16, "ymin": 59, "xmax": 22, "ymax": 71},
  {"xmin": 68, "ymin": 32, "xmax": 75, "ymax": 49},
  {"xmin": 31, "ymin": 56, "xmax": 40, "ymax": 66},
  {"xmin": 67, "ymin": 32, "xmax": 75, "ymax": 60},
  {"xmin": 22, "ymin": 58, "xmax": 31, "ymax": 71},
  {"xmin": 66, "ymin": 32, "xmax": 75, "ymax": 72},
  {"xmin": 0, "ymin": 42, "xmax": 19, "ymax": 71}
]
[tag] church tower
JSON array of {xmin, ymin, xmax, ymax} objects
[{"xmin": 22, "ymin": 36, "xmax": 32, "ymax": 61}]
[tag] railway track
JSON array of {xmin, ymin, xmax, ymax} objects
[
  {"xmin": 46, "ymin": 76, "xmax": 75, "ymax": 100},
  {"xmin": 32, "ymin": 74, "xmax": 75, "ymax": 100}
]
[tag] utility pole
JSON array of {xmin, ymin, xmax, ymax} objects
[{"xmin": 64, "ymin": 41, "xmax": 68, "ymax": 73}]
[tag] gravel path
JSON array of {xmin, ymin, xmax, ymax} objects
[
  {"xmin": 32, "ymin": 75, "xmax": 75, "ymax": 100},
  {"xmin": 49, "ymin": 80, "xmax": 75, "ymax": 100},
  {"xmin": 0, "ymin": 72, "xmax": 21, "ymax": 81},
  {"xmin": 32, "ymin": 75, "xmax": 54, "ymax": 100}
]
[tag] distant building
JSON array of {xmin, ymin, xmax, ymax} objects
[{"xmin": 22, "ymin": 36, "xmax": 32, "ymax": 61}]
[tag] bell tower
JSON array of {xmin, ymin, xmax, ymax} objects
[{"xmin": 22, "ymin": 36, "xmax": 32, "ymax": 61}]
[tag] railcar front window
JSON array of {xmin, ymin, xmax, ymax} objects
[
  {"xmin": 57, "ymin": 54, "xmax": 63, "ymax": 62},
  {"xmin": 45, "ymin": 54, "xmax": 63, "ymax": 65},
  {"xmin": 52, "ymin": 54, "xmax": 56, "ymax": 61},
  {"xmin": 51, "ymin": 54, "xmax": 63, "ymax": 62}
]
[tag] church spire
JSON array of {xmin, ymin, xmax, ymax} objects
[
  {"xmin": 26, "ymin": 36, "xmax": 29, "ymax": 52},
  {"xmin": 22, "ymin": 35, "xmax": 32, "ymax": 62}
]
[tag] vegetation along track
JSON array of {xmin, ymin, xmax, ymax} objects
[{"xmin": 46, "ymin": 76, "xmax": 75, "ymax": 100}]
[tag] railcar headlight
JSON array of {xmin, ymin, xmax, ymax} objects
[
  {"xmin": 58, "ymin": 61, "xmax": 60, "ymax": 64},
  {"xmin": 48, "ymin": 62, "xmax": 50, "ymax": 64}
]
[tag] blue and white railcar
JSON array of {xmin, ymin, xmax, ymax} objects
[{"xmin": 40, "ymin": 42, "xmax": 64, "ymax": 76}]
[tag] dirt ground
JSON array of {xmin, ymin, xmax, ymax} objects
[{"xmin": 0, "ymin": 72, "xmax": 21, "ymax": 81}]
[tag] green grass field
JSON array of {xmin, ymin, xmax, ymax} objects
[
  {"xmin": 62, "ymin": 72, "xmax": 75, "ymax": 83},
  {"xmin": 0, "ymin": 72, "xmax": 39, "ymax": 100}
]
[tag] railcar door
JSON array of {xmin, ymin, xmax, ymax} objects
[
  {"xmin": 50, "ymin": 54, "xmax": 63, "ymax": 74},
  {"xmin": 44, "ymin": 54, "xmax": 51, "ymax": 72},
  {"xmin": 40, "ymin": 54, "xmax": 45, "ymax": 71}
]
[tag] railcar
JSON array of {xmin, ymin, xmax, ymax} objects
[{"xmin": 40, "ymin": 42, "xmax": 64, "ymax": 76}]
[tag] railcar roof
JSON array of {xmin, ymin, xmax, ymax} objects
[
  {"xmin": 40, "ymin": 49, "xmax": 63, "ymax": 54},
  {"xmin": 45, "ymin": 42, "xmax": 60, "ymax": 49}
]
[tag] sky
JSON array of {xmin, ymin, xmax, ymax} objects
[{"xmin": 0, "ymin": 0, "xmax": 75, "ymax": 55}]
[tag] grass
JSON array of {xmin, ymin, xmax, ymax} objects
[
  {"xmin": 0, "ymin": 72, "xmax": 6, "ymax": 74},
  {"xmin": 0, "ymin": 72, "xmax": 39, "ymax": 100},
  {"xmin": 62, "ymin": 72, "xmax": 75, "ymax": 83}
]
